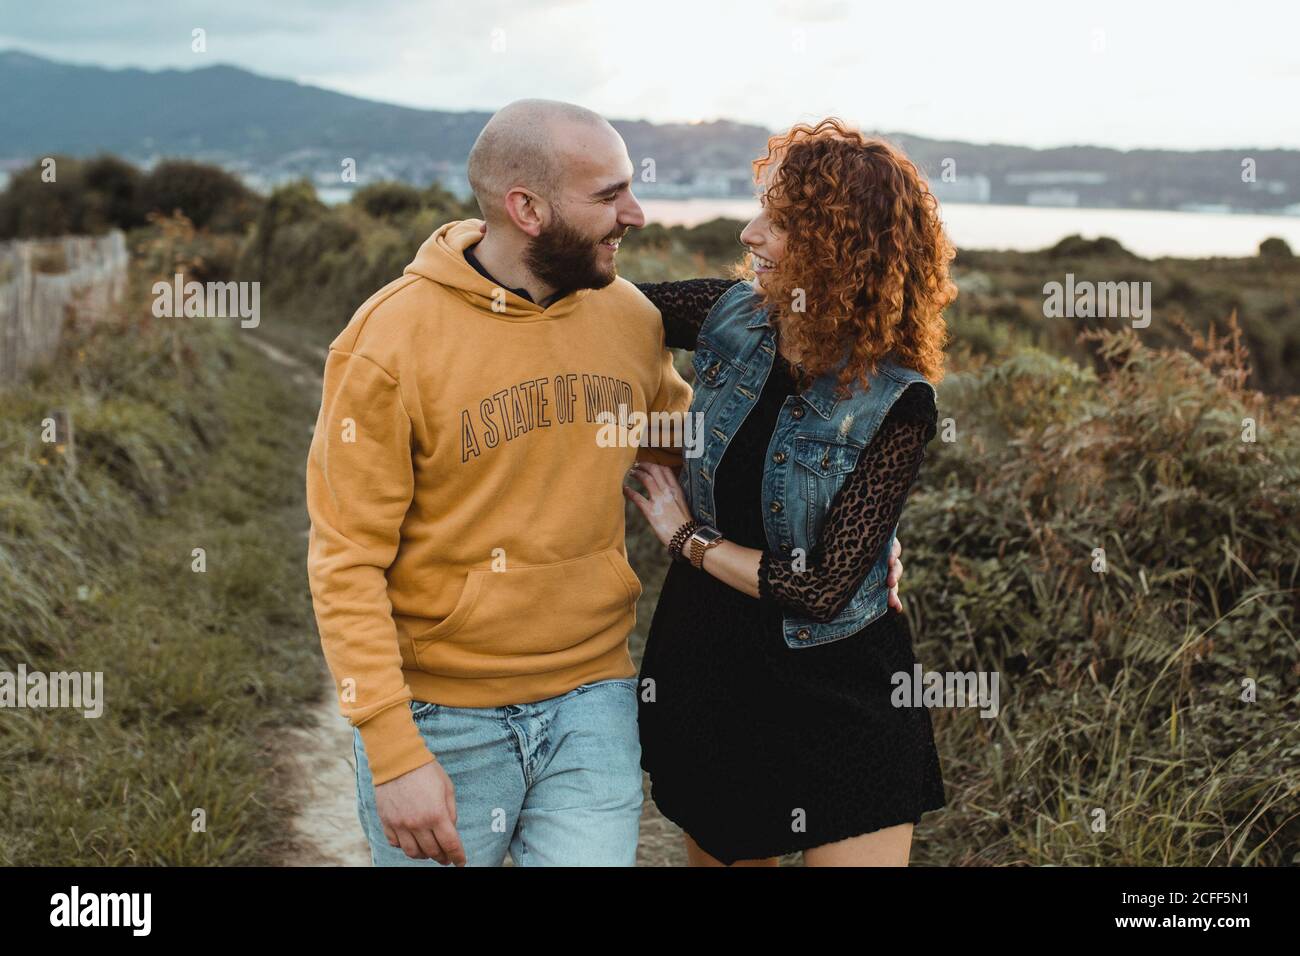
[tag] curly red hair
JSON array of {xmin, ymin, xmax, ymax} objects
[{"xmin": 745, "ymin": 118, "xmax": 955, "ymax": 393}]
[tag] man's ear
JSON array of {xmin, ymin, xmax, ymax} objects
[{"xmin": 503, "ymin": 188, "xmax": 545, "ymax": 237}]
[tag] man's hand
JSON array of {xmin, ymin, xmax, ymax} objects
[
  {"xmin": 886, "ymin": 538, "xmax": 905, "ymax": 612},
  {"xmin": 373, "ymin": 760, "xmax": 467, "ymax": 865}
]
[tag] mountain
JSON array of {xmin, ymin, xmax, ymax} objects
[
  {"xmin": 2, "ymin": 49, "xmax": 1297, "ymax": 213},
  {"xmin": 0, "ymin": 49, "xmax": 490, "ymax": 161}
]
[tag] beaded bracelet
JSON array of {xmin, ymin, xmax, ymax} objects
[{"xmin": 668, "ymin": 520, "xmax": 700, "ymax": 561}]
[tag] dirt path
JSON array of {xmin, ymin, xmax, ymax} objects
[
  {"xmin": 280, "ymin": 675, "xmax": 373, "ymax": 866},
  {"xmin": 251, "ymin": 334, "xmax": 690, "ymax": 866},
  {"xmin": 247, "ymin": 337, "xmax": 372, "ymax": 866}
]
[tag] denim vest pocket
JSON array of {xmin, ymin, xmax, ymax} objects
[
  {"xmin": 792, "ymin": 435, "xmax": 863, "ymax": 544},
  {"xmin": 690, "ymin": 340, "xmax": 741, "ymax": 415},
  {"xmin": 792, "ymin": 435, "xmax": 862, "ymax": 477}
]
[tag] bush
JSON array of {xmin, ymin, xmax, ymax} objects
[
  {"xmin": 1047, "ymin": 234, "xmax": 1135, "ymax": 259},
  {"xmin": 352, "ymin": 181, "xmax": 423, "ymax": 221},
  {"xmin": 902, "ymin": 317, "xmax": 1299, "ymax": 864},
  {"xmin": 238, "ymin": 181, "xmax": 478, "ymax": 337},
  {"xmin": 673, "ymin": 216, "xmax": 746, "ymax": 261},
  {"xmin": 423, "ymin": 181, "xmax": 476, "ymax": 221},
  {"xmin": 1259, "ymin": 236, "xmax": 1294, "ymax": 259},
  {"xmin": 0, "ymin": 155, "xmax": 262, "ymax": 239},
  {"xmin": 139, "ymin": 160, "xmax": 260, "ymax": 232},
  {"xmin": 247, "ymin": 180, "xmax": 327, "ymax": 276},
  {"xmin": 0, "ymin": 155, "xmax": 91, "ymax": 238},
  {"xmin": 81, "ymin": 155, "xmax": 146, "ymax": 233}
]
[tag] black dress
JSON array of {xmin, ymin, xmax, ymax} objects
[{"xmin": 634, "ymin": 279, "xmax": 947, "ymax": 864}]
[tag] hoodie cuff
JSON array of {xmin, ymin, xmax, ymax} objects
[{"xmin": 357, "ymin": 701, "xmax": 437, "ymax": 786}]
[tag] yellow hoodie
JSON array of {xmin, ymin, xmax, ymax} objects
[{"xmin": 305, "ymin": 219, "xmax": 692, "ymax": 785}]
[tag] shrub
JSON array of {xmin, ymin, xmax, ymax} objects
[
  {"xmin": 352, "ymin": 181, "xmax": 423, "ymax": 221},
  {"xmin": 0, "ymin": 155, "xmax": 89, "ymax": 238},
  {"xmin": 1259, "ymin": 236, "xmax": 1294, "ymax": 259},
  {"xmin": 81, "ymin": 154, "xmax": 146, "ymax": 232},
  {"xmin": 903, "ymin": 316, "xmax": 1299, "ymax": 864},
  {"xmin": 1048, "ymin": 234, "xmax": 1135, "ymax": 259},
  {"xmin": 139, "ymin": 160, "xmax": 260, "ymax": 232}
]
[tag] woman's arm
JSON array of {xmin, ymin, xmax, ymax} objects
[
  {"xmin": 631, "ymin": 384, "xmax": 936, "ymax": 617},
  {"xmin": 634, "ymin": 278, "xmax": 741, "ymax": 350}
]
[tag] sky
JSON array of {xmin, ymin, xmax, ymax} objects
[{"xmin": 3, "ymin": 0, "xmax": 1298, "ymax": 150}]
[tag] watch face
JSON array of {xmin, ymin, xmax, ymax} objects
[{"xmin": 693, "ymin": 526, "xmax": 724, "ymax": 546}]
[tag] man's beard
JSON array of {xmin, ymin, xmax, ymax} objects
[{"xmin": 523, "ymin": 211, "xmax": 620, "ymax": 300}]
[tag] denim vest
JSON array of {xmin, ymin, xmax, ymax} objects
[{"xmin": 679, "ymin": 280, "xmax": 935, "ymax": 649}]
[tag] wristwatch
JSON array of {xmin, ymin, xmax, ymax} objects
[{"xmin": 686, "ymin": 525, "xmax": 725, "ymax": 569}]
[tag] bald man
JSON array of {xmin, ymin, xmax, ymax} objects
[{"xmin": 306, "ymin": 99, "xmax": 692, "ymax": 867}]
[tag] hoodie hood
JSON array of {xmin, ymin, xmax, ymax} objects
[{"xmin": 403, "ymin": 218, "xmax": 591, "ymax": 320}]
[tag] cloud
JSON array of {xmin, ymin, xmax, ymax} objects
[{"xmin": 2, "ymin": 0, "xmax": 1298, "ymax": 149}]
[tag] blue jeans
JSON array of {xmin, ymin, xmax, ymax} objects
[{"xmin": 353, "ymin": 677, "xmax": 643, "ymax": 866}]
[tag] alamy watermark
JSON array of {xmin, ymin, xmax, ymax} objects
[
  {"xmin": 0, "ymin": 664, "xmax": 103, "ymax": 718},
  {"xmin": 50, "ymin": 885, "xmax": 150, "ymax": 935},
  {"xmin": 1043, "ymin": 273, "xmax": 1151, "ymax": 328},
  {"xmin": 152, "ymin": 273, "xmax": 260, "ymax": 328},
  {"xmin": 596, "ymin": 404, "xmax": 705, "ymax": 458},
  {"xmin": 891, "ymin": 664, "xmax": 1000, "ymax": 718}
]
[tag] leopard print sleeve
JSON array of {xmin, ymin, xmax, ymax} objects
[
  {"xmin": 758, "ymin": 382, "xmax": 937, "ymax": 623},
  {"xmin": 634, "ymin": 278, "xmax": 742, "ymax": 350}
]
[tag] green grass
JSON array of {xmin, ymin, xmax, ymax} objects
[
  {"xmin": 0, "ymin": 313, "xmax": 323, "ymax": 865},
  {"xmin": 898, "ymin": 329, "xmax": 1300, "ymax": 866}
]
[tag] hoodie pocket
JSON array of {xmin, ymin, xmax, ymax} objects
[{"xmin": 412, "ymin": 548, "xmax": 642, "ymax": 665}]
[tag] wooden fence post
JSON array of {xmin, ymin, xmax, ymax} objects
[{"xmin": 0, "ymin": 230, "xmax": 128, "ymax": 388}]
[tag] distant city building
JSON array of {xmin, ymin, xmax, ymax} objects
[
  {"xmin": 931, "ymin": 174, "xmax": 992, "ymax": 203},
  {"xmin": 632, "ymin": 170, "xmax": 753, "ymax": 199},
  {"xmin": 1026, "ymin": 188, "xmax": 1081, "ymax": 207},
  {"xmin": 1006, "ymin": 171, "xmax": 1108, "ymax": 185},
  {"xmin": 692, "ymin": 173, "xmax": 732, "ymax": 195},
  {"xmin": 0, "ymin": 156, "xmax": 30, "ymax": 189}
]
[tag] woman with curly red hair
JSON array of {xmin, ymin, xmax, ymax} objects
[{"xmin": 624, "ymin": 118, "xmax": 956, "ymax": 866}]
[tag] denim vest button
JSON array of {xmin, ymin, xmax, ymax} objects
[
  {"xmin": 791, "ymin": 405, "xmax": 804, "ymax": 419},
  {"xmin": 772, "ymin": 451, "xmax": 786, "ymax": 464},
  {"xmin": 769, "ymin": 500, "xmax": 782, "ymax": 513},
  {"xmin": 796, "ymin": 627, "xmax": 811, "ymax": 640}
]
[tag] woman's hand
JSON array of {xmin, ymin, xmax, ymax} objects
[{"xmin": 623, "ymin": 462, "xmax": 694, "ymax": 550}]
